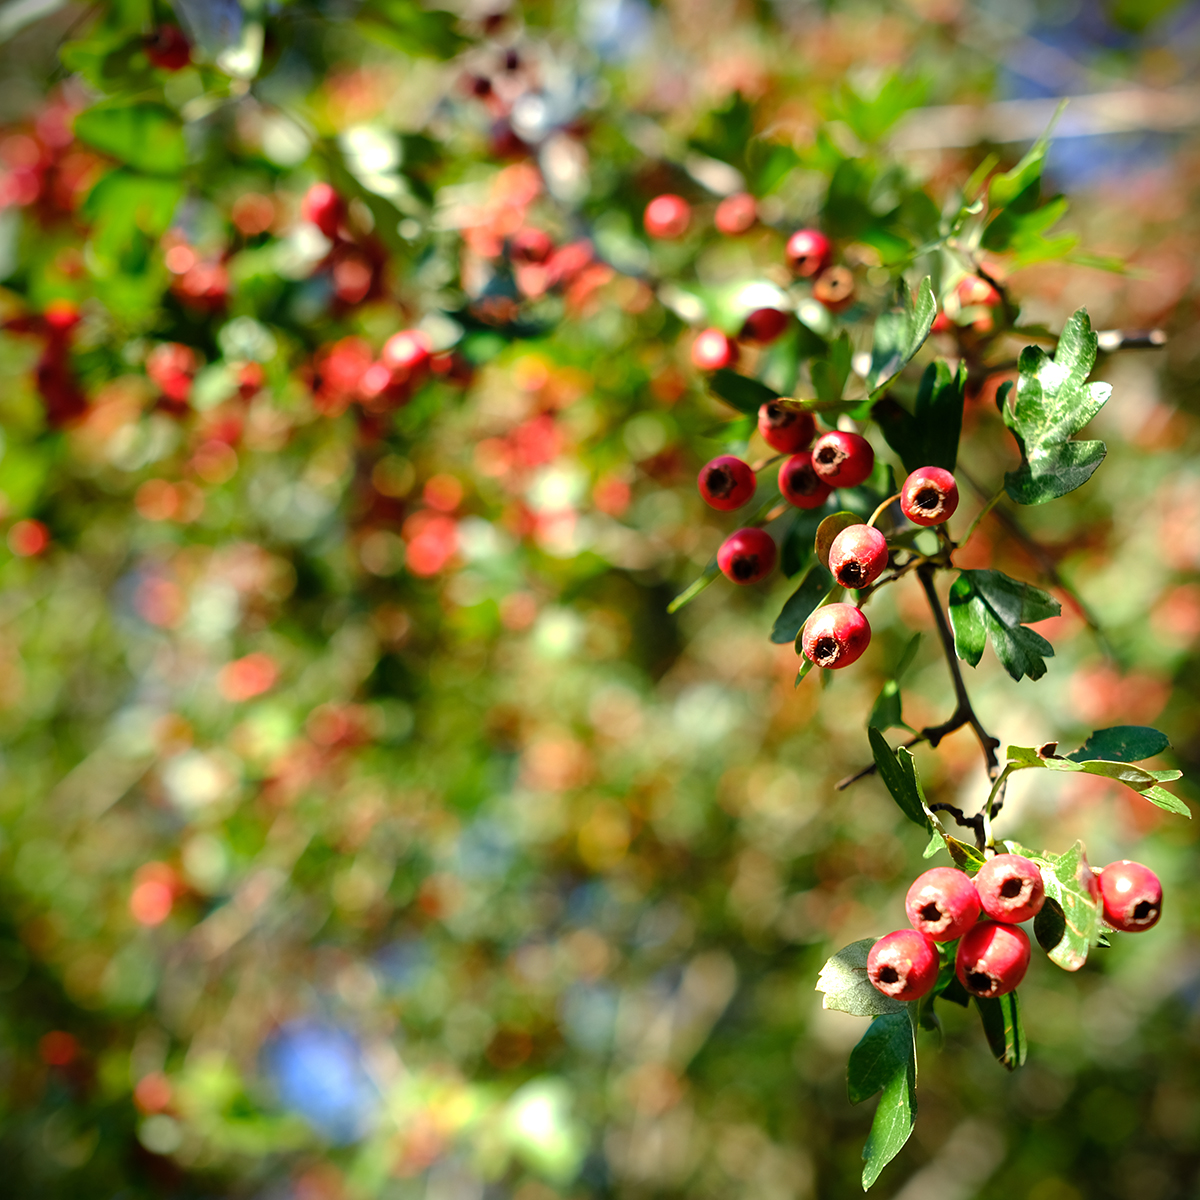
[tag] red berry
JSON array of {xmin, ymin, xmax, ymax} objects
[
  {"xmin": 691, "ymin": 328, "xmax": 738, "ymax": 371},
  {"xmin": 740, "ymin": 307, "xmax": 788, "ymax": 344},
  {"xmin": 905, "ymin": 868, "xmax": 982, "ymax": 942},
  {"xmin": 956, "ymin": 275, "xmax": 1001, "ymax": 307},
  {"xmin": 811, "ymin": 431, "xmax": 875, "ymax": 489},
  {"xmin": 827, "ymin": 524, "xmax": 888, "ymax": 590},
  {"xmin": 644, "ymin": 194, "xmax": 691, "ymax": 240},
  {"xmin": 900, "ymin": 467, "xmax": 959, "ymax": 527},
  {"xmin": 800, "ymin": 602, "xmax": 870, "ymax": 669},
  {"xmin": 931, "ymin": 310, "xmax": 953, "ymax": 334},
  {"xmin": 717, "ymin": 528, "xmax": 776, "ymax": 585},
  {"xmin": 1098, "ymin": 860, "xmax": 1163, "ymax": 933},
  {"xmin": 785, "ymin": 229, "xmax": 831, "ymax": 277},
  {"xmin": 145, "ymin": 25, "xmax": 191, "ymax": 71},
  {"xmin": 867, "ymin": 929, "xmax": 939, "ymax": 1001},
  {"xmin": 974, "ymin": 853, "xmax": 1045, "ymax": 924},
  {"xmin": 698, "ymin": 456, "xmax": 756, "ymax": 511},
  {"xmin": 301, "ymin": 183, "xmax": 344, "ymax": 239},
  {"xmin": 381, "ymin": 330, "xmax": 432, "ymax": 376},
  {"xmin": 714, "ymin": 192, "xmax": 757, "ymax": 235},
  {"xmin": 778, "ymin": 451, "xmax": 831, "ymax": 509},
  {"xmin": 758, "ymin": 401, "xmax": 814, "ymax": 454},
  {"xmin": 510, "ymin": 228, "xmax": 554, "ymax": 264},
  {"xmin": 813, "ymin": 266, "xmax": 855, "ymax": 312},
  {"xmin": 955, "ymin": 921, "xmax": 1030, "ymax": 998}
]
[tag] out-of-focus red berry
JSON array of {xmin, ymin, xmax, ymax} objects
[{"xmin": 644, "ymin": 194, "xmax": 691, "ymax": 240}]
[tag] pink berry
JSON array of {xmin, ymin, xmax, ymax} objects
[
  {"xmin": 800, "ymin": 602, "xmax": 871, "ymax": 669},
  {"xmin": 956, "ymin": 275, "xmax": 1001, "ymax": 307},
  {"xmin": 145, "ymin": 25, "xmax": 191, "ymax": 70},
  {"xmin": 301, "ymin": 183, "xmax": 344, "ymax": 239},
  {"xmin": 811, "ymin": 431, "xmax": 875, "ymax": 489},
  {"xmin": 973, "ymin": 854, "xmax": 1045, "ymax": 925},
  {"xmin": 1098, "ymin": 860, "xmax": 1163, "ymax": 933},
  {"xmin": 644, "ymin": 194, "xmax": 691, "ymax": 240},
  {"xmin": 698, "ymin": 456, "xmax": 756, "ymax": 511},
  {"xmin": 691, "ymin": 328, "xmax": 738, "ymax": 371},
  {"xmin": 382, "ymin": 330, "xmax": 432, "ymax": 375},
  {"xmin": 785, "ymin": 229, "xmax": 831, "ymax": 278},
  {"xmin": 827, "ymin": 524, "xmax": 889, "ymax": 590},
  {"xmin": 740, "ymin": 307, "xmax": 788, "ymax": 344},
  {"xmin": 867, "ymin": 929, "xmax": 939, "ymax": 1001},
  {"xmin": 758, "ymin": 402, "xmax": 815, "ymax": 454},
  {"xmin": 955, "ymin": 922, "xmax": 1030, "ymax": 998},
  {"xmin": 717, "ymin": 528, "xmax": 776, "ymax": 585},
  {"xmin": 510, "ymin": 228, "xmax": 554, "ymax": 264},
  {"xmin": 905, "ymin": 868, "xmax": 982, "ymax": 943},
  {"xmin": 714, "ymin": 192, "xmax": 757, "ymax": 235},
  {"xmin": 900, "ymin": 467, "xmax": 959, "ymax": 527},
  {"xmin": 778, "ymin": 451, "xmax": 831, "ymax": 510}
]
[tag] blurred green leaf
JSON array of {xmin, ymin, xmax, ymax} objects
[
  {"xmin": 867, "ymin": 634, "xmax": 920, "ymax": 733},
  {"xmin": 74, "ymin": 101, "xmax": 186, "ymax": 175},
  {"xmin": 708, "ymin": 369, "xmax": 777, "ymax": 415},
  {"xmin": 811, "ymin": 331, "xmax": 853, "ymax": 404},
  {"xmin": 771, "ymin": 563, "xmax": 832, "ymax": 645},
  {"xmin": 948, "ymin": 570, "xmax": 1059, "ymax": 681},
  {"xmin": 354, "ymin": 0, "xmax": 466, "ymax": 56},
  {"xmin": 866, "ymin": 277, "xmax": 936, "ymax": 393}
]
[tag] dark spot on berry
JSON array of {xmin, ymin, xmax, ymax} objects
[
  {"xmin": 731, "ymin": 555, "xmax": 758, "ymax": 581},
  {"xmin": 1133, "ymin": 900, "xmax": 1158, "ymax": 922},
  {"xmin": 837, "ymin": 561, "xmax": 864, "ymax": 587},
  {"xmin": 816, "ymin": 446, "xmax": 839, "ymax": 466},
  {"xmin": 706, "ymin": 465, "xmax": 734, "ymax": 498},
  {"xmin": 915, "ymin": 486, "xmax": 941, "ymax": 511},
  {"xmin": 812, "ymin": 635, "xmax": 839, "ymax": 665},
  {"xmin": 786, "ymin": 464, "xmax": 820, "ymax": 495},
  {"xmin": 763, "ymin": 402, "xmax": 797, "ymax": 431},
  {"xmin": 967, "ymin": 971, "xmax": 995, "ymax": 994},
  {"xmin": 471, "ymin": 75, "xmax": 492, "ymax": 97},
  {"xmin": 504, "ymin": 49, "xmax": 520, "ymax": 71},
  {"xmin": 877, "ymin": 965, "xmax": 899, "ymax": 984},
  {"xmin": 919, "ymin": 902, "xmax": 942, "ymax": 923},
  {"xmin": 999, "ymin": 877, "xmax": 1024, "ymax": 899}
]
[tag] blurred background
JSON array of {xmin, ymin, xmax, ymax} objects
[{"xmin": 0, "ymin": 0, "xmax": 1199, "ymax": 1197}]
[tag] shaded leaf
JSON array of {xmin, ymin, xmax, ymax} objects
[
  {"xmin": 708, "ymin": 369, "xmax": 778, "ymax": 415},
  {"xmin": 974, "ymin": 991, "xmax": 1026, "ymax": 1070},
  {"xmin": 75, "ymin": 101, "xmax": 186, "ymax": 175},
  {"xmin": 1066, "ymin": 726, "xmax": 1170, "ymax": 764},
  {"xmin": 868, "ymin": 728, "xmax": 927, "ymax": 829},
  {"xmin": 355, "ymin": 0, "xmax": 466, "ymax": 56},
  {"xmin": 811, "ymin": 332, "xmax": 853, "ymax": 404},
  {"xmin": 817, "ymin": 939, "xmax": 905, "ymax": 1017},
  {"xmin": 667, "ymin": 561, "xmax": 719, "ymax": 614},
  {"xmin": 867, "ymin": 634, "xmax": 920, "ymax": 732},
  {"xmin": 866, "ymin": 276, "xmax": 936, "ymax": 393},
  {"xmin": 948, "ymin": 570, "xmax": 1059, "ymax": 681},
  {"xmin": 875, "ymin": 358, "xmax": 965, "ymax": 473},
  {"xmin": 770, "ymin": 564, "xmax": 832, "ymax": 645}
]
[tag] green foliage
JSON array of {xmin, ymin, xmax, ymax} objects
[
  {"xmin": 866, "ymin": 277, "xmax": 937, "ymax": 394},
  {"xmin": 974, "ymin": 992, "xmax": 1027, "ymax": 1070},
  {"xmin": 849, "ymin": 1012, "xmax": 917, "ymax": 1190},
  {"xmin": 876, "ymin": 359, "xmax": 965, "ymax": 473},
  {"xmin": 771, "ymin": 563, "xmax": 833, "ymax": 645},
  {"xmin": 949, "ymin": 569, "xmax": 1060, "ymax": 681},
  {"xmin": 74, "ymin": 101, "xmax": 186, "ymax": 175}
]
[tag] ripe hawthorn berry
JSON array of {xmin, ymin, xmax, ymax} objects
[
  {"xmin": 644, "ymin": 194, "xmax": 691, "ymax": 240},
  {"xmin": 301, "ymin": 183, "xmax": 345, "ymax": 239},
  {"xmin": 973, "ymin": 853, "xmax": 1045, "ymax": 924},
  {"xmin": 955, "ymin": 921, "xmax": 1030, "ymax": 998},
  {"xmin": 691, "ymin": 328, "xmax": 738, "ymax": 371},
  {"xmin": 813, "ymin": 266, "xmax": 855, "ymax": 312},
  {"xmin": 698, "ymin": 456, "xmax": 756, "ymax": 511},
  {"xmin": 956, "ymin": 275, "xmax": 1001, "ymax": 307},
  {"xmin": 717, "ymin": 528, "xmax": 776, "ymax": 585},
  {"xmin": 905, "ymin": 867, "xmax": 982, "ymax": 942},
  {"xmin": 778, "ymin": 451, "xmax": 831, "ymax": 509},
  {"xmin": 510, "ymin": 228, "xmax": 554, "ymax": 264},
  {"xmin": 867, "ymin": 929, "xmax": 939, "ymax": 1001},
  {"xmin": 811, "ymin": 431, "xmax": 874, "ymax": 489},
  {"xmin": 145, "ymin": 25, "xmax": 191, "ymax": 70},
  {"xmin": 714, "ymin": 192, "xmax": 757, "ymax": 235},
  {"xmin": 801, "ymin": 602, "xmax": 871, "ymax": 669},
  {"xmin": 900, "ymin": 466, "xmax": 959, "ymax": 527},
  {"xmin": 758, "ymin": 401, "xmax": 814, "ymax": 454},
  {"xmin": 784, "ymin": 228, "xmax": 831, "ymax": 278},
  {"xmin": 740, "ymin": 307, "xmax": 788, "ymax": 344},
  {"xmin": 382, "ymin": 330, "xmax": 432, "ymax": 376},
  {"xmin": 1098, "ymin": 860, "xmax": 1163, "ymax": 932},
  {"xmin": 827, "ymin": 524, "xmax": 888, "ymax": 590}
]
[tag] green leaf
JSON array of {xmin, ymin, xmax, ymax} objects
[
  {"xmin": 83, "ymin": 169, "xmax": 183, "ymax": 265},
  {"xmin": 867, "ymin": 635, "xmax": 920, "ymax": 732},
  {"xmin": 667, "ymin": 560, "xmax": 719, "ymax": 614},
  {"xmin": 811, "ymin": 332, "xmax": 853, "ymax": 404},
  {"xmin": 948, "ymin": 570, "xmax": 1059, "ymax": 681},
  {"xmin": 1065, "ymin": 726, "xmax": 1170, "ymax": 764},
  {"xmin": 815, "ymin": 511, "xmax": 860, "ymax": 569},
  {"xmin": 1007, "ymin": 840, "xmax": 1101, "ymax": 971},
  {"xmin": 354, "ymin": 0, "xmax": 467, "ymax": 56},
  {"xmin": 708, "ymin": 369, "xmax": 778, "ymax": 415},
  {"xmin": 874, "ymin": 358, "xmax": 965, "ymax": 474},
  {"xmin": 943, "ymin": 837, "xmax": 986, "ymax": 874},
  {"xmin": 780, "ymin": 497, "xmax": 838, "ymax": 576},
  {"xmin": 1001, "ymin": 309, "xmax": 1112, "ymax": 505},
  {"xmin": 866, "ymin": 276, "xmax": 936, "ymax": 393},
  {"xmin": 795, "ymin": 657, "xmax": 817, "ymax": 687},
  {"xmin": 74, "ymin": 102, "xmax": 186, "ymax": 175},
  {"xmin": 850, "ymin": 1012, "xmax": 917, "ymax": 1190},
  {"xmin": 974, "ymin": 991, "xmax": 1026, "ymax": 1070},
  {"xmin": 771, "ymin": 564, "xmax": 833, "ymax": 645},
  {"xmin": 816, "ymin": 939, "xmax": 905, "ymax": 1018},
  {"xmin": 868, "ymin": 728, "xmax": 928, "ymax": 829}
]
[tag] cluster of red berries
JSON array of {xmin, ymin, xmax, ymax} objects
[{"xmin": 867, "ymin": 856, "xmax": 1163, "ymax": 1002}]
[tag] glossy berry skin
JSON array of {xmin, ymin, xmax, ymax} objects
[
  {"xmin": 785, "ymin": 229, "xmax": 831, "ymax": 278},
  {"xmin": 901, "ymin": 467, "xmax": 959, "ymax": 527},
  {"xmin": 145, "ymin": 25, "xmax": 191, "ymax": 70},
  {"xmin": 644, "ymin": 194, "xmax": 691, "ymax": 240},
  {"xmin": 691, "ymin": 328, "xmax": 738, "ymax": 371},
  {"xmin": 956, "ymin": 275, "xmax": 1001, "ymax": 307},
  {"xmin": 382, "ymin": 329, "xmax": 432, "ymax": 375},
  {"xmin": 867, "ymin": 930, "xmax": 939, "ymax": 1001},
  {"xmin": 778, "ymin": 451, "xmax": 831, "ymax": 510},
  {"xmin": 813, "ymin": 266, "xmax": 855, "ymax": 311},
  {"xmin": 714, "ymin": 192, "xmax": 757, "ymax": 235},
  {"xmin": 905, "ymin": 867, "xmax": 982, "ymax": 942},
  {"xmin": 1098, "ymin": 860, "xmax": 1163, "ymax": 932},
  {"xmin": 510, "ymin": 228, "xmax": 554, "ymax": 263},
  {"xmin": 301, "ymin": 183, "xmax": 345, "ymax": 239},
  {"xmin": 828, "ymin": 524, "xmax": 889, "ymax": 590},
  {"xmin": 717, "ymin": 528, "xmax": 776, "ymax": 585},
  {"xmin": 758, "ymin": 401, "xmax": 814, "ymax": 454},
  {"xmin": 698, "ymin": 456, "xmax": 756, "ymax": 512},
  {"xmin": 740, "ymin": 307, "xmax": 788, "ymax": 344},
  {"xmin": 956, "ymin": 921, "xmax": 1030, "ymax": 998},
  {"xmin": 974, "ymin": 853, "xmax": 1045, "ymax": 924},
  {"xmin": 801, "ymin": 602, "xmax": 871, "ymax": 669},
  {"xmin": 811, "ymin": 431, "xmax": 875, "ymax": 489}
]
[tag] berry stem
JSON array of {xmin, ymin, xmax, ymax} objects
[{"xmin": 867, "ymin": 492, "xmax": 902, "ymax": 529}]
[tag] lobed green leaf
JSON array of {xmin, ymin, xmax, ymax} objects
[
  {"xmin": 816, "ymin": 939, "xmax": 905, "ymax": 1018},
  {"xmin": 948, "ymin": 570, "xmax": 1060, "ymax": 681}
]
